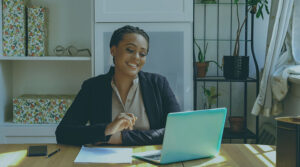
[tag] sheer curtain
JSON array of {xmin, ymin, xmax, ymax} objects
[{"xmin": 252, "ymin": 0, "xmax": 300, "ymax": 116}]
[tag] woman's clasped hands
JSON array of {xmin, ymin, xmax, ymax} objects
[
  {"xmin": 106, "ymin": 113, "xmax": 137, "ymax": 135},
  {"xmin": 103, "ymin": 113, "xmax": 137, "ymax": 144}
]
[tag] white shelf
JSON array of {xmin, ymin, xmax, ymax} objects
[
  {"xmin": 1, "ymin": 122, "xmax": 59, "ymax": 127},
  {"xmin": 1, "ymin": 122, "xmax": 58, "ymax": 136},
  {"xmin": 0, "ymin": 123, "xmax": 58, "ymax": 143},
  {"xmin": 0, "ymin": 56, "xmax": 91, "ymax": 61}
]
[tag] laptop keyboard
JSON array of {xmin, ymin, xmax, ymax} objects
[{"xmin": 144, "ymin": 153, "xmax": 161, "ymax": 160}]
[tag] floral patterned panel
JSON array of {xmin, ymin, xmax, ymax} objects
[
  {"xmin": 13, "ymin": 95, "xmax": 75, "ymax": 124},
  {"xmin": 2, "ymin": 0, "xmax": 26, "ymax": 57},
  {"xmin": 28, "ymin": 6, "xmax": 48, "ymax": 57}
]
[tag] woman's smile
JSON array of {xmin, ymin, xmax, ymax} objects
[{"xmin": 127, "ymin": 62, "xmax": 138, "ymax": 69}]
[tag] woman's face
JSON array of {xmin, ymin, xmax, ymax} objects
[{"xmin": 111, "ymin": 33, "xmax": 148, "ymax": 78}]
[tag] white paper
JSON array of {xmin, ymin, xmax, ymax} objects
[{"xmin": 74, "ymin": 146, "xmax": 132, "ymax": 163}]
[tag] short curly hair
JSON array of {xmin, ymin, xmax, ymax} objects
[{"xmin": 109, "ymin": 25, "xmax": 149, "ymax": 52}]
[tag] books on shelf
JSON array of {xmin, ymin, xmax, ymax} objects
[
  {"xmin": 2, "ymin": 0, "xmax": 26, "ymax": 57},
  {"xmin": 28, "ymin": 6, "xmax": 48, "ymax": 57},
  {"xmin": 1, "ymin": 0, "xmax": 49, "ymax": 57},
  {"xmin": 0, "ymin": 0, "xmax": 2, "ymax": 56}
]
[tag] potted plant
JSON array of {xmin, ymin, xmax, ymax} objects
[
  {"xmin": 195, "ymin": 40, "xmax": 222, "ymax": 77},
  {"xmin": 202, "ymin": 86, "xmax": 220, "ymax": 109},
  {"xmin": 223, "ymin": 0, "xmax": 269, "ymax": 80},
  {"xmin": 229, "ymin": 116, "xmax": 245, "ymax": 133}
]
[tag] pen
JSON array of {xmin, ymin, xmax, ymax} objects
[{"xmin": 47, "ymin": 148, "xmax": 60, "ymax": 158}]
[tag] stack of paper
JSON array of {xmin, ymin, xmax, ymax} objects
[{"xmin": 74, "ymin": 146, "xmax": 132, "ymax": 164}]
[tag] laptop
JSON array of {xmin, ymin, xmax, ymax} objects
[{"xmin": 133, "ymin": 108, "xmax": 227, "ymax": 164}]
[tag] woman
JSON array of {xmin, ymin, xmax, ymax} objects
[{"xmin": 55, "ymin": 25, "xmax": 180, "ymax": 146}]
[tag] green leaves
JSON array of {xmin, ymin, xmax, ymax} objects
[
  {"xmin": 256, "ymin": 4, "xmax": 264, "ymax": 19},
  {"xmin": 203, "ymin": 86, "xmax": 211, "ymax": 97},
  {"xmin": 235, "ymin": 0, "xmax": 269, "ymax": 20},
  {"xmin": 194, "ymin": 40, "xmax": 208, "ymax": 62},
  {"xmin": 203, "ymin": 86, "xmax": 221, "ymax": 109},
  {"xmin": 206, "ymin": 60, "xmax": 223, "ymax": 71},
  {"xmin": 265, "ymin": 3, "xmax": 270, "ymax": 14}
]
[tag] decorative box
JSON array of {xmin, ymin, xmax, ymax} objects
[
  {"xmin": 0, "ymin": 0, "xmax": 3, "ymax": 56},
  {"xmin": 2, "ymin": 0, "xmax": 26, "ymax": 57},
  {"xmin": 13, "ymin": 95, "xmax": 75, "ymax": 124},
  {"xmin": 28, "ymin": 6, "xmax": 48, "ymax": 57}
]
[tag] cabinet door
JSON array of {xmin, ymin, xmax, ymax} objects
[
  {"xmin": 94, "ymin": 23, "xmax": 193, "ymax": 110},
  {"xmin": 94, "ymin": 0, "xmax": 193, "ymax": 22}
]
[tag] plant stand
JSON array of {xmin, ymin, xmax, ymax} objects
[{"xmin": 193, "ymin": 0, "xmax": 260, "ymax": 144}]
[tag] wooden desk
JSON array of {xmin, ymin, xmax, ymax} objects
[{"xmin": 0, "ymin": 144, "xmax": 276, "ymax": 167}]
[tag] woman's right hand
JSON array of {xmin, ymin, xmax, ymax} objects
[{"xmin": 105, "ymin": 113, "xmax": 137, "ymax": 136}]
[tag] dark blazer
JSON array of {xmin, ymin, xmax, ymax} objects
[{"xmin": 55, "ymin": 67, "xmax": 181, "ymax": 146}]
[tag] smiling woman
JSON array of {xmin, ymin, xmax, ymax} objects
[{"xmin": 55, "ymin": 25, "xmax": 181, "ymax": 146}]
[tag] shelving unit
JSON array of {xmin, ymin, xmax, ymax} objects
[
  {"xmin": 193, "ymin": 0, "xmax": 259, "ymax": 143},
  {"xmin": 0, "ymin": 0, "xmax": 194, "ymax": 144},
  {"xmin": 0, "ymin": 56, "xmax": 91, "ymax": 61},
  {"xmin": 196, "ymin": 76, "xmax": 257, "ymax": 82},
  {"xmin": 0, "ymin": 0, "xmax": 93, "ymax": 144}
]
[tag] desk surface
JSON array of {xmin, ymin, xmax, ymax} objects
[{"xmin": 0, "ymin": 144, "xmax": 276, "ymax": 167}]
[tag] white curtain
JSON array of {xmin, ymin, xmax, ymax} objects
[{"xmin": 252, "ymin": 0, "xmax": 300, "ymax": 116}]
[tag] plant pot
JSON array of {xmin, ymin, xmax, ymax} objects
[
  {"xmin": 223, "ymin": 56, "xmax": 249, "ymax": 80},
  {"xmin": 200, "ymin": 0, "xmax": 216, "ymax": 4},
  {"xmin": 229, "ymin": 116, "xmax": 245, "ymax": 133},
  {"xmin": 196, "ymin": 62, "xmax": 209, "ymax": 78}
]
